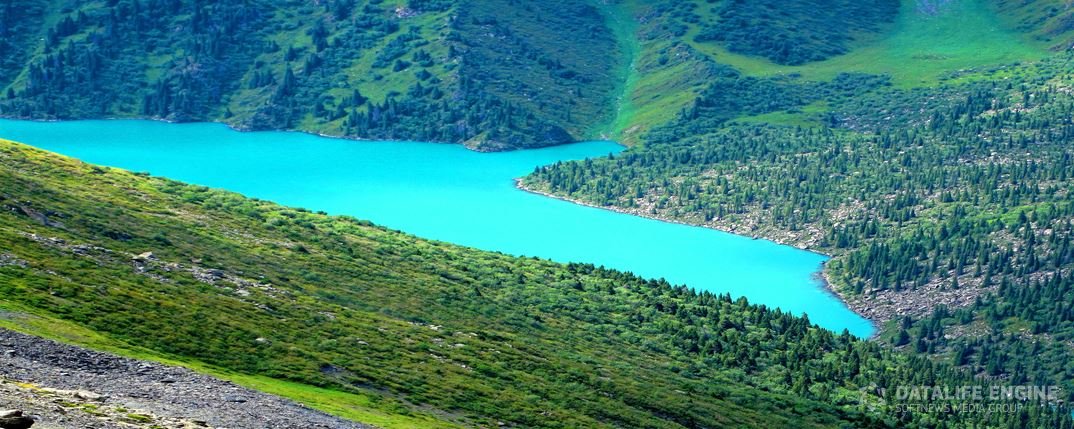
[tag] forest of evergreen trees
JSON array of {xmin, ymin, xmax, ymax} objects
[
  {"xmin": 0, "ymin": 0, "xmax": 619, "ymax": 150},
  {"xmin": 526, "ymin": 54, "xmax": 1074, "ymax": 405},
  {"xmin": 657, "ymin": 0, "xmax": 900, "ymax": 65}
]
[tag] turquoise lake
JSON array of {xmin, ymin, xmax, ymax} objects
[{"xmin": 0, "ymin": 119, "xmax": 875, "ymax": 337}]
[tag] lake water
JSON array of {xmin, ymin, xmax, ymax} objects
[{"xmin": 0, "ymin": 119, "xmax": 875, "ymax": 337}]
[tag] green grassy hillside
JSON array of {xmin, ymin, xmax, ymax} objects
[
  {"xmin": 2, "ymin": 139, "xmax": 1070, "ymax": 428},
  {"xmin": 994, "ymin": 0, "xmax": 1074, "ymax": 48},
  {"xmin": 601, "ymin": 0, "xmax": 1070, "ymax": 142},
  {"xmin": 687, "ymin": 0, "xmax": 1056, "ymax": 85}
]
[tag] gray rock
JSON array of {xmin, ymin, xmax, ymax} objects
[
  {"xmin": 0, "ymin": 329, "xmax": 371, "ymax": 429},
  {"xmin": 73, "ymin": 390, "xmax": 105, "ymax": 402},
  {"xmin": 0, "ymin": 410, "xmax": 34, "ymax": 429},
  {"xmin": 132, "ymin": 252, "xmax": 155, "ymax": 262}
]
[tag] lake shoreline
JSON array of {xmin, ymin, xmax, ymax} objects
[
  {"xmin": 515, "ymin": 178, "xmax": 882, "ymax": 337},
  {"xmin": 0, "ymin": 114, "xmax": 578, "ymax": 153},
  {"xmin": 2, "ymin": 116, "xmax": 875, "ymax": 338}
]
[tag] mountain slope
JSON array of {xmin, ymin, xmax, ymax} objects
[
  {"xmin": 2, "ymin": 139, "xmax": 1070, "ymax": 427},
  {"xmin": 602, "ymin": 0, "xmax": 1070, "ymax": 142},
  {"xmin": 523, "ymin": 12, "xmax": 1074, "ymax": 416},
  {"xmin": 995, "ymin": 0, "xmax": 1074, "ymax": 49},
  {"xmin": 2, "ymin": 1, "xmax": 1066, "ymax": 149},
  {"xmin": 687, "ymin": 0, "xmax": 901, "ymax": 66},
  {"xmin": 0, "ymin": 0, "xmax": 621, "ymax": 150}
]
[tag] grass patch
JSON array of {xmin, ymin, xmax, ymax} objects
[{"xmin": 591, "ymin": 1, "xmax": 641, "ymax": 141}]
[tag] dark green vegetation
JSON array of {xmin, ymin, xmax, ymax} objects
[
  {"xmin": 3, "ymin": 0, "xmax": 1066, "ymax": 147},
  {"xmin": 0, "ymin": 1, "xmax": 47, "ymax": 89},
  {"xmin": 995, "ymin": 0, "xmax": 1074, "ymax": 48},
  {"xmin": 0, "ymin": 0, "xmax": 620, "ymax": 150},
  {"xmin": 689, "ymin": 0, "xmax": 900, "ymax": 65},
  {"xmin": 4, "ymin": 141, "xmax": 1073, "ymax": 427},
  {"xmin": 523, "ymin": 0, "xmax": 1074, "ymax": 419},
  {"xmin": 606, "ymin": 0, "xmax": 1071, "ymax": 143}
]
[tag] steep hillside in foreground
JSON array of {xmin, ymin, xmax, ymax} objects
[
  {"xmin": 0, "ymin": 0, "xmax": 621, "ymax": 151},
  {"xmin": 2, "ymin": 139, "xmax": 1071, "ymax": 428}
]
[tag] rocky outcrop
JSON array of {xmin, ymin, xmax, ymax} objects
[
  {"xmin": 0, "ymin": 329, "xmax": 371, "ymax": 429},
  {"xmin": 0, "ymin": 410, "xmax": 34, "ymax": 429}
]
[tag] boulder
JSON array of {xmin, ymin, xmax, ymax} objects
[
  {"xmin": 73, "ymin": 390, "xmax": 105, "ymax": 402},
  {"xmin": 0, "ymin": 410, "xmax": 34, "ymax": 429},
  {"xmin": 132, "ymin": 252, "xmax": 155, "ymax": 262}
]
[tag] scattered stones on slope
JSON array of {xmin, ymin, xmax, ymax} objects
[
  {"xmin": 0, "ymin": 254, "xmax": 27, "ymax": 269},
  {"xmin": 0, "ymin": 379, "xmax": 195, "ymax": 429},
  {"xmin": 19, "ymin": 232, "xmax": 289, "ymax": 304},
  {"xmin": 0, "ymin": 329, "xmax": 371, "ymax": 429}
]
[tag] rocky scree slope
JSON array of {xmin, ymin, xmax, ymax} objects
[{"xmin": 0, "ymin": 328, "xmax": 370, "ymax": 429}]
